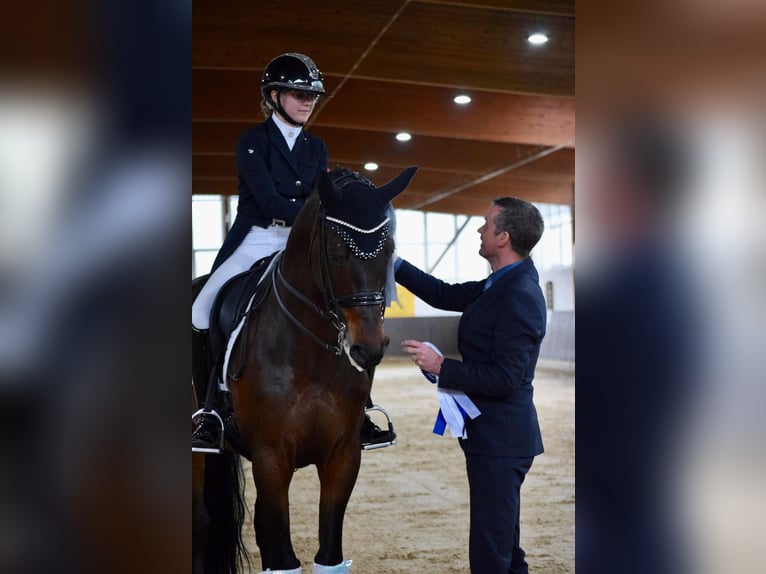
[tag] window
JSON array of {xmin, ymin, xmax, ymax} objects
[
  {"xmin": 532, "ymin": 203, "xmax": 574, "ymax": 270},
  {"xmin": 192, "ymin": 195, "xmax": 226, "ymax": 277},
  {"xmin": 546, "ymin": 281, "xmax": 554, "ymax": 310}
]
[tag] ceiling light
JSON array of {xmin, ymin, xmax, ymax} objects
[
  {"xmin": 453, "ymin": 94, "xmax": 471, "ymax": 105},
  {"xmin": 395, "ymin": 132, "xmax": 412, "ymax": 142},
  {"xmin": 364, "ymin": 162, "xmax": 379, "ymax": 171},
  {"xmin": 527, "ymin": 32, "xmax": 548, "ymax": 45}
]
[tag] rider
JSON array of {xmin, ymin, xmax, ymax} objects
[{"xmin": 192, "ymin": 53, "xmax": 397, "ymax": 453}]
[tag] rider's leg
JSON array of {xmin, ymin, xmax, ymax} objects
[
  {"xmin": 192, "ymin": 326, "xmax": 223, "ymax": 454},
  {"xmin": 192, "ymin": 227, "xmax": 285, "ymax": 453}
]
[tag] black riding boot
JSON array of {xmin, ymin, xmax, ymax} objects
[
  {"xmin": 192, "ymin": 327, "xmax": 223, "ymax": 454},
  {"xmin": 361, "ymin": 409, "xmax": 397, "ymax": 449},
  {"xmin": 360, "ymin": 367, "xmax": 397, "ymax": 449}
]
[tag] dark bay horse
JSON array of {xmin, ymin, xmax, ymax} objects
[{"xmin": 193, "ymin": 166, "xmax": 417, "ymax": 574}]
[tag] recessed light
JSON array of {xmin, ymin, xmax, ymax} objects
[
  {"xmin": 453, "ymin": 94, "xmax": 472, "ymax": 105},
  {"xmin": 395, "ymin": 132, "xmax": 412, "ymax": 142},
  {"xmin": 528, "ymin": 32, "xmax": 548, "ymax": 45},
  {"xmin": 364, "ymin": 162, "xmax": 379, "ymax": 171}
]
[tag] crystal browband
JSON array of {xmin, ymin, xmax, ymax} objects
[
  {"xmin": 325, "ymin": 216, "xmax": 391, "ymax": 260},
  {"xmin": 324, "ymin": 216, "xmax": 390, "ymax": 234}
]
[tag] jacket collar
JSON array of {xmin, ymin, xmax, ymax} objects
[{"xmin": 483, "ymin": 257, "xmax": 535, "ymax": 292}]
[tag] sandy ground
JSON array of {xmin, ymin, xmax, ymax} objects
[{"xmin": 241, "ymin": 358, "xmax": 575, "ymax": 573}]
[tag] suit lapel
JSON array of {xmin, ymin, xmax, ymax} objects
[
  {"xmin": 487, "ymin": 259, "xmax": 532, "ymax": 293},
  {"xmin": 467, "ymin": 260, "xmax": 531, "ymax": 312},
  {"xmin": 266, "ymin": 120, "xmax": 301, "ymax": 176},
  {"xmin": 292, "ymin": 133, "xmax": 305, "ymax": 158}
]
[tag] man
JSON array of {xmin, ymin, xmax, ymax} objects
[
  {"xmin": 577, "ymin": 115, "xmax": 697, "ymax": 574},
  {"xmin": 397, "ymin": 197, "xmax": 546, "ymax": 574}
]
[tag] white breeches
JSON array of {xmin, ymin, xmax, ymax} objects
[{"xmin": 192, "ymin": 225, "xmax": 290, "ymax": 330}]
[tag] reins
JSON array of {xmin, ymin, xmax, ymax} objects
[{"xmin": 273, "ymin": 262, "xmax": 346, "ymax": 356}]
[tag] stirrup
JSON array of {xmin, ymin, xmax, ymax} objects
[
  {"xmin": 192, "ymin": 408, "xmax": 225, "ymax": 454},
  {"xmin": 362, "ymin": 404, "xmax": 397, "ymax": 451}
]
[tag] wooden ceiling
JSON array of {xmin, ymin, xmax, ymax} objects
[{"xmin": 193, "ymin": 0, "xmax": 574, "ymax": 216}]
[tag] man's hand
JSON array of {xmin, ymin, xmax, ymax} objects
[{"xmin": 401, "ymin": 339, "xmax": 443, "ymax": 376}]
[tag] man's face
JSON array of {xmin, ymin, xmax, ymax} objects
[{"xmin": 478, "ymin": 204, "xmax": 502, "ymax": 259}]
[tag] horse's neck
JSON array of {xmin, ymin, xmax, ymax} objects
[{"xmin": 281, "ymin": 250, "xmax": 311, "ymax": 289}]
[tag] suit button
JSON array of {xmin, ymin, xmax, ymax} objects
[{"xmin": 295, "ymin": 180, "xmax": 302, "ymax": 187}]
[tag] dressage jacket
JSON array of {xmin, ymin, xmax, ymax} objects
[
  {"xmin": 395, "ymin": 257, "xmax": 546, "ymax": 458},
  {"xmin": 211, "ymin": 118, "xmax": 328, "ymax": 271}
]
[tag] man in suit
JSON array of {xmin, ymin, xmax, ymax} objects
[{"xmin": 397, "ymin": 197, "xmax": 547, "ymax": 574}]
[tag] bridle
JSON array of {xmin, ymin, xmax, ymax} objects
[{"xmin": 272, "ymin": 202, "xmax": 389, "ymax": 356}]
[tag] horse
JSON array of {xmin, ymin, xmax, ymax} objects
[{"xmin": 192, "ymin": 165, "xmax": 418, "ymax": 574}]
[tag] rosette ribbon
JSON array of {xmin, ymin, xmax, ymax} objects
[{"xmin": 420, "ymin": 342, "xmax": 481, "ymax": 439}]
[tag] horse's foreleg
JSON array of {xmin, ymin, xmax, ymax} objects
[
  {"xmin": 252, "ymin": 457, "xmax": 300, "ymax": 571},
  {"xmin": 314, "ymin": 446, "xmax": 362, "ymax": 568},
  {"xmin": 253, "ymin": 494, "xmax": 273, "ymax": 569}
]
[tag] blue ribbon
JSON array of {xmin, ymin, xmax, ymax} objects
[{"xmin": 419, "ymin": 342, "xmax": 481, "ymax": 438}]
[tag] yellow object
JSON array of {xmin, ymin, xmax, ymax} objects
[{"xmin": 386, "ymin": 286, "xmax": 416, "ymax": 317}]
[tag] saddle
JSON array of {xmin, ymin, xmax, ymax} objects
[{"xmin": 194, "ymin": 252, "xmax": 277, "ymax": 381}]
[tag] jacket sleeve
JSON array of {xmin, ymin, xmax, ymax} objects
[
  {"xmin": 395, "ymin": 259, "xmax": 483, "ymax": 312},
  {"xmin": 236, "ymin": 132, "xmax": 304, "ymax": 223},
  {"xmin": 438, "ymin": 290, "xmax": 545, "ymax": 399}
]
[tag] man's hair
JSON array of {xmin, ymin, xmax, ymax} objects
[{"xmin": 491, "ymin": 197, "xmax": 544, "ymax": 258}]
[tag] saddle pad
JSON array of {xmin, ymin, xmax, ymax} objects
[{"xmin": 220, "ymin": 252, "xmax": 282, "ymax": 391}]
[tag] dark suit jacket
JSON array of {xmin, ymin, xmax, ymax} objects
[
  {"xmin": 396, "ymin": 258, "xmax": 546, "ymax": 457},
  {"xmin": 211, "ymin": 118, "xmax": 328, "ymax": 271}
]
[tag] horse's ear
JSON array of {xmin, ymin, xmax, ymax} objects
[
  {"xmin": 317, "ymin": 168, "xmax": 342, "ymax": 208},
  {"xmin": 377, "ymin": 166, "xmax": 418, "ymax": 203}
]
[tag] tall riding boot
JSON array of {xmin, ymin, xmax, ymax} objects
[
  {"xmin": 192, "ymin": 327, "xmax": 211, "ymax": 407},
  {"xmin": 192, "ymin": 327, "xmax": 223, "ymax": 454}
]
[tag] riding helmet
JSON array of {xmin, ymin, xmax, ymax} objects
[{"xmin": 261, "ymin": 53, "xmax": 325, "ymax": 103}]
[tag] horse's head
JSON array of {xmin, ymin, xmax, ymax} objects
[{"xmin": 304, "ymin": 165, "xmax": 417, "ymax": 370}]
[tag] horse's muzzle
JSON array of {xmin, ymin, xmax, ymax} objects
[{"xmin": 349, "ymin": 336, "xmax": 390, "ymax": 370}]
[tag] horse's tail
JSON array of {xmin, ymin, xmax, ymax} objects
[{"xmin": 203, "ymin": 451, "xmax": 250, "ymax": 574}]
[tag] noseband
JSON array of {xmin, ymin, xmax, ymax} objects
[{"xmin": 273, "ymin": 204, "xmax": 389, "ymax": 355}]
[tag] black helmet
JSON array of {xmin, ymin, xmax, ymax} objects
[{"xmin": 261, "ymin": 53, "xmax": 325, "ymax": 125}]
